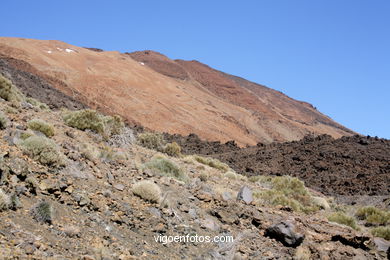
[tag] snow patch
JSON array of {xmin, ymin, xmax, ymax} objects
[
  {"xmin": 46, "ymin": 50, "xmax": 52, "ymax": 54},
  {"xmin": 65, "ymin": 48, "xmax": 75, "ymax": 53},
  {"xmin": 139, "ymin": 62, "xmax": 145, "ymax": 66}
]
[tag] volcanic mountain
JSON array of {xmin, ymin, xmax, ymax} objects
[{"xmin": 0, "ymin": 37, "xmax": 353, "ymax": 145}]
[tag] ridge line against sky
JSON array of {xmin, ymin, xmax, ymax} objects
[{"xmin": 1, "ymin": 0, "xmax": 389, "ymax": 138}]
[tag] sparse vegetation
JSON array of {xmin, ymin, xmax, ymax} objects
[
  {"xmin": 63, "ymin": 109, "xmax": 124, "ymax": 137},
  {"xmin": 20, "ymin": 136, "xmax": 64, "ymax": 166},
  {"xmin": 63, "ymin": 109, "xmax": 105, "ymax": 134},
  {"xmin": 355, "ymin": 206, "xmax": 390, "ymax": 225},
  {"xmin": 371, "ymin": 226, "xmax": 390, "ymax": 240},
  {"xmin": 0, "ymin": 111, "xmax": 8, "ymax": 130},
  {"xmin": 0, "ymin": 75, "xmax": 23, "ymax": 103},
  {"xmin": 199, "ymin": 172, "xmax": 209, "ymax": 182},
  {"xmin": 224, "ymin": 170, "xmax": 238, "ymax": 180},
  {"xmin": 328, "ymin": 212, "xmax": 359, "ymax": 230},
  {"xmin": 27, "ymin": 119, "xmax": 55, "ymax": 137},
  {"xmin": 80, "ymin": 143, "xmax": 100, "ymax": 162},
  {"xmin": 137, "ymin": 132, "xmax": 165, "ymax": 150},
  {"xmin": 132, "ymin": 180, "xmax": 161, "ymax": 203},
  {"xmin": 143, "ymin": 157, "xmax": 188, "ymax": 182},
  {"xmin": 0, "ymin": 189, "xmax": 10, "ymax": 211},
  {"xmin": 9, "ymin": 194, "xmax": 22, "ymax": 210},
  {"xmin": 26, "ymin": 97, "xmax": 50, "ymax": 110},
  {"xmin": 99, "ymin": 146, "xmax": 128, "ymax": 163},
  {"xmin": 104, "ymin": 114, "xmax": 124, "ymax": 136},
  {"xmin": 253, "ymin": 176, "xmax": 319, "ymax": 213},
  {"xmin": 193, "ymin": 155, "xmax": 229, "ymax": 172},
  {"xmin": 163, "ymin": 142, "xmax": 181, "ymax": 157},
  {"xmin": 32, "ymin": 200, "xmax": 53, "ymax": 224}
]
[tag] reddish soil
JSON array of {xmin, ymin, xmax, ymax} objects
[{"xmin": 0, "ymin": 37, "xmax": 354, "ymax": 146}]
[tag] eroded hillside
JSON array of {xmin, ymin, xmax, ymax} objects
[
  {"xmin": 0, "ymin": 37, "xmax": 354, "ymax": 146},
  {"xmin": 0, "ymin": 75, "xmax": 389, "ymax": 259}
]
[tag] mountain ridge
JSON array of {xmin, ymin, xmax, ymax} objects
[{"xmin": 0, "ymin": 37, "xmax": 354, "ymax": 146}]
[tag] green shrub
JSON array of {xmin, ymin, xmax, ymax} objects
[
  {"xmin": 143, "ymin": 157, "xmax": 187, "ymax": 182},
  {"xmin": 0, "ymin": 75, "xmax": 23, "ymax": 103},
  {"xmin": 328, "ymin": 212, "xmax": 358, "ymax": 230},
  {"xmin": 20, "ymin": 136, "xmax": 64, "ymax": 166},
  {"xmin": 63, "ymin": 109, "xmax": 124, "ymax": 137},
  {"xmin": 0, "ymin": 111, "xmax": 8, "ymax": 130},
  {"xmin": 27, "ymin": 119, "xmax": 55, "ymax": 137},
  {"xmin": 193, "ymin": 155, "xmax": 229, "ymax": 172},
  {"xmin": 356, "ymin": 206, "xmax": 390, "ymax": 225},
  {"xmin": 132, "ymin": 180, "xmax": 161, "ymax": 203},
  {"xmin": 0, "ymin": 189, "xmax": 10, "ymax": 211},
  {"xmin": 63, "ymin": 109, "xmax": 105, "ymax": 134},
  {"xmin": 253, "ymin": 176, "xmax": 319, "ymax": 213},
  {"xmin": 164, "ymin": 142, "xmax": 181, "ymax": 157},
  {"xmin": 371, "ymin": 226, "xmax": 390, "ymax": 240},
  {"xmin": 32, "ymin": 200, "xmax": 53, "ymax": 224},
  {"xmin": 137, "ymin": 132, "xmax": 165, "ymax": 150}
]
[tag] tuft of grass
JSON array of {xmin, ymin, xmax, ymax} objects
[
  {"xmin": 9, "ymin": 194, "xmax": 22, "ymax": 210},
  {"xmin": 132, "ymin": 180, "xmax": 161, "ymax": 203},
  {"xmin": 328, "ymin": 212, "xmax": 359, "ymax": 230},
  {"xmin": 0, "ymin": 189, "xmax": 10, "ymax": 211},
  {"xmin": 103, "ymin": 115, "xmax": 124, "ymax": 136},
  {"xmin": 199, "ymin": 172, "xmax": 209, "ymax": 182},
  {"xmin": 143, "ymin": 157, "xmax": 188, "ymax": 182},
  {"xmin": 163, "ymin": 142, "xmax": 181, "ymax": 157},
  {"xmin": 224, "ymin": 171, "xmax": 238, "ymax": 180},
  {"xmin": 371, "ymin": 226, "xmax": 390, "ymax": 240},
  {"xmin": 137, "ymin": 132, "xmax": 165, "ymax": 151},
  {"xmin": 63, "ymin": 109, "xmax": 124, "ymax": 137},
  {"xmin": 0, "ymin": 75, "xmax": 23, "ymax": 103},
  {"xmin": 99, "ymin": 146, "xmax": 128, "ymax": 163},
  {"xmin": 80, "ymin": 143, "xmax": 100, "ymax": 162},
  {"xmin": 25, "ymin": 97, "xmax": 50, "ymax": 110},
  {"xmin": 0, "ymin": 111, "xmax": 8, "ymax": 130},
  {"xmin": 27, "ymin": 119, "xmax": 55, "ymax": 137},
  {"xmin": 32, "ymin": 200, "xmax": 53, "ymax": 224},
  {"xmin": 20, "ymin": 136, "xmax": 64, "ymax": 166},
  {"xmin": 193, "ymin": 155, "xmax": 229, "ymax": 172},
  {"xmin": 356, "ymin": 206, "xmax": 390, "ymax": 226}
]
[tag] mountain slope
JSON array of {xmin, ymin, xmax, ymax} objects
[{"xmin": 0, "ymin": 37, "xmax": 354, "ymax": 145}]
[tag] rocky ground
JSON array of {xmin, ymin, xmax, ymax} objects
[
  {"xmin": 0, "ymin": 76, "xmax": 389, "ymax": 259},
  {"xmin": 168, "ymin": 133, "xmax": 390, "ymax": 199}
]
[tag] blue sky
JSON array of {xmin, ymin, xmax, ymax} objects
[{"xmin": 2, "ymin": 1, "xmax": 389, "ymax": 138}]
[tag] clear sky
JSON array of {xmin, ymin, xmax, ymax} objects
[{"xmin": 2, "ymin": 1, "xmax": 389, "ymax": 138}]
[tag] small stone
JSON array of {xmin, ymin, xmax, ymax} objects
[
  {"xmin": 222, "ymin": 191, "xmax": 233, "ymax": 201},
  {"xmin": 114, "ymin": 183, "xmax": 125, "ymax": 191},
  {"xmin": 23, "ymin": 244, "xmax": 35, "ymax": 255},
  {"xmin": 201, "ymin": 218, "xmax": 220, "ymax": 231},
  {"xmin": 64, "ymin": 225, "xmax": 81, "ymax": 238},
  {"xmin": 188, "ymin": 209, "xmax": 197, "ymax": 219},
  {"xmin": 237, "ymin": 186, "xmax": 253, "ymax": 204},
  {"xmin": 195, "ymin": 191, "xmax": 213, "ymax": 202},
  {"xmin": 149, "ymin": 207, "xmax": 161, "ymax": 218}
]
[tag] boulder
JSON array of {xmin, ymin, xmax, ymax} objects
[
  {"xmin": 236, "ymin": 186, "xmax": 253, "ymax": 204},
  {"xmin": 265, "ymin": 221, "xmax": 304, "ymax": 247}
]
